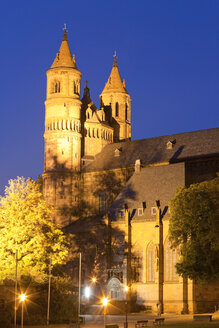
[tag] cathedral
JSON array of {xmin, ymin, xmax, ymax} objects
[{"xmin": 43, "ymin": 28, "xmax": 219, "ymax": 314}]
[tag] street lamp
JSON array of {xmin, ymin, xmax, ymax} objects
[
  {"xmin": 92, "ymin": 277, "xmax": 97, "ymax": 283},
  {"xmin": 124, "ymin": 286, "xmax": 129, "ymax": 328},
  {"xmin": 19, "ymin": 294, "xmax": 27, "ymax": 328},
  {"xmin": 102, "ymin": 297, "xmax": 108, "ymax": 328},
  {"xmin": 85, "ymin": 286, "xmax": 91, "ymax": 299}
]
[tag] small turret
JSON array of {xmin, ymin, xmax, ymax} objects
[{"xmin": 100, "ymin": 53, "xmax": 131, "ymax": 142}]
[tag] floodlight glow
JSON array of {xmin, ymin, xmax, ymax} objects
[
  {"xmin": 85, "ymin": 286, "xmax": 91, "ymax": 299},
  {"xmin": 92, "ymin": 277, "xmax": 96, "ymax": 283},
  {"xmin": 102, "ymin": 297, "xmax": 108, "ymax": 306},
  {"xmin": 124, "ymin": 285, "xmax": 129, "ymax": 292},
  {"xmin": 19, "ymin": 294, "xmax": 26, "ymax": 302}
]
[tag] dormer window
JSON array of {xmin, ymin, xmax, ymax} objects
[
  {"xmin": 114, "ymin": 148, "xmax": 121, "ymax": 157},
  {"xmin": 120, "ymin": 210, "xmax": 125, "ymax": 217},
  {"xmin": 151, "ymin": 207, "xmax": 157, "ymax": 215},
  {"xmin": 115, "ymin": 102, "xmax": 119, "ymax": 117},
  {"xmin": 166, "ymin": 139, "xmax": 176, "ymax": 149},
  {"xmin": 138, "ymin": 208, "xmax": 143, "ymax": 216}
]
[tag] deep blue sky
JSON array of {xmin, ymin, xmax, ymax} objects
[{"xmin": 1, "ymin": 0, "xmax": 219, "ymax": 194}]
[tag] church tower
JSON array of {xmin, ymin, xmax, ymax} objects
[
  {"xmin": 100, "ymin": 54, "xmax": 131, "ymax": 142},
  {"xmin": 43, "ymin": 27, "xmax": 82, "ymax": 226}
]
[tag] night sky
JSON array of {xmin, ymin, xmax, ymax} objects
[{"xmin": 1, "ymin": 0, "xmax": 219, "ymax": 194}]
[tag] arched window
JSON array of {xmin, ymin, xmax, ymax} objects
[
  {"xmin": 55, "ymin": 81, "xmax": 60, "ymax": 93},
  {"xmin": 115, "ymin": 102, "xmax": 119, "ymax": 117},
  {"xmin": 125, "ymin": 103, "xmax": 128, "ymax": 120},
  {"xmin": 133, "ymin": 252, "xmax": 142, "ymax": 282},
  {"xmin": 147, "ymin": 242, "xmax": 155, "ymax": 282},
  {"xmin": 99, "ymin": 191, "xmax": 107, "ymax": 215},
  {"xmin": 164, "ymin": 239, "xmax": 179, "ymax": 282}
]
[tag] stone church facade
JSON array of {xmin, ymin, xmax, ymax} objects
[{"xmin": 43, "ymin": 29, "xmax": 219, "ymax": 313}]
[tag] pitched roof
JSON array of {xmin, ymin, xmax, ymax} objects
[
  {"xmin": 51, "ymin": 30, "xmax": 78, "ymax": 69},
  {"xmin": 101, "ymin": 55, "xmax": 128, "ymax": 94},
  {"xmin": 110, "ymin": 162, "xmax": 185, "ymax": 219},
  {"xmin": 83, "ymin": 127, "xmax": 219, "ymax": 172}
]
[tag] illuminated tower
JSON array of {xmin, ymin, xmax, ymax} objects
[
  {"xmin": 43, "ymin": 27, "xmax": 82, "ymax": 225},
  {"xmin": 100, "ymin": 54, "xmax": 131, "ymax": 142}
]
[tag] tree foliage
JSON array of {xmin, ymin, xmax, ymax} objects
[
  {"xmin": 0, "ymin": 177, "xmax": 69, "ymax": 282},
  {"xmin": 169, "ymin": 176, "xmax": 219, "ymax": 282}
]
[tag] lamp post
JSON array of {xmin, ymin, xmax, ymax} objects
[
  {"xmin": 19, "ymin": 294, "xmax": 26, "ymax": 328},
  {"xmin": 102, "ymin": 297, "xmax": 108, "ymax": 328},
  {"xmin": 124, "ymin": 285, "xmax": 129, "ymax": 328},
  {"xmin": 78, "ymin": 252, "xmax": 81, "ymax": 324}
]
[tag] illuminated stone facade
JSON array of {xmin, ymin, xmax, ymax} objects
[
  {"xmin": 43, "ymin": 29, "xmax": 131, "ymax": 225},
  {"xmin": 43, "ymin": 29, "xmax": 219, "ymax": 313}
]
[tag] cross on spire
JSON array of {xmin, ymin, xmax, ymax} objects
[
  {"xmin": 62, "ymin": 24, "xmax": 68, "ymax": 41},
  {"xmin": 63, "ymin": 23, "xmax": 68, "ymax": 32},
  {"xmin": 113, "ymin": 50, "xmax": 118, "ymax": 67}
]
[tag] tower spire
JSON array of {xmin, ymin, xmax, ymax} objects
[
  {"xmin": 50, "ymin": 26, "xmax": 78, "ymax": 69},
  {"xmin": 62, "ymin": 23, "xmax": 68, "ymax": 41}
]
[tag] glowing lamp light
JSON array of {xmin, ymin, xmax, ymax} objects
[
  {"xmin": 19, "ymin": 294, "xmax": 26, "ymax": 302},
  {"xmin": 92, "ymin": 277, "xmax": 96, "ymax": 283},
  {"xmin": 102, "ymin": 297, "xmax": 108, "ymax": 307},
  {"xmin": 85, "ymin": 286, "xmax": 91, "ymax": 299},
  {"xmin": 124, "ymin": 285, "xmax": 129, "ymax": 292}
]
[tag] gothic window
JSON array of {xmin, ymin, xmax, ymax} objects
[
  {"xmin": 115, "ymin": 102, "xmax": 119, "ymax": 117},
  {"xmin": 132, "ymin": 254, "xmax": 141, "ymax": 282},
  {"xmin": 164, "ymin": 239, "xmax": 179, "ymax": 282},
  {"xmin": 147, "ymin": 242, "xmax": 155, "ymax": 282},
  {"xmin": 99, "ymin": 191, "xmax": 107, "ymax": 215}
]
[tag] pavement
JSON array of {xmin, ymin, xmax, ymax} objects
[{"xmin": 23, "ymin": 312, "xmax": 219, "ymax": 328}]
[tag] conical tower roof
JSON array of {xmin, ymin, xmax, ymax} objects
[
  {"xmin": 51, "ymin": 28, "xmax": 78, "ymax": 69},
  {"xmin": 101, "ymin": 54, "xmax": 128, "ymax": 94}
]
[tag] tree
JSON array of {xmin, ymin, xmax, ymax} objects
[
  {"xmin": 169, "ymin": 176, "xmax": 219, "ymax": 282},
  {"xmin": 0, "ymin": 177, "xmax": 69, "ymax": 282}
]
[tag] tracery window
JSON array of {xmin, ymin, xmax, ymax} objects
[
  {"xmin": 147, "ymin": 242, "xmax": 155, "ymax": 282},
  {"xmin": 164, "ymin": 239, "xmax": 179, "ymax": 282},
  {"xmin": 99, "ymin": 191, "xmax": 107, "ymax": 215},
  {"xmin": 132, "ymin": 254, "xmax": 142, "ymax": 282}
]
